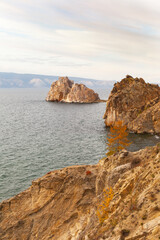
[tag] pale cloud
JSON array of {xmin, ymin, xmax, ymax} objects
[
  {"xmin": 81, "ymin": 81, "xmax": 94, "ymax": 86},
  {"xmin": 44, "ymin": 78, "xmax": 54, "ymax": 84},
  {"xmin": 0, "ymin": 0, "xmax": 160, "ymax": 82},
  {"xmin": 29, "ymin": 78, "xmax": 45, "ymax": 87}
]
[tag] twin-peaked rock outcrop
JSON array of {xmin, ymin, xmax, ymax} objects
[
  {"xmin": 46, "ymin": 77, "xmax": 102, "ymax": 103},
  {"xmin": 104, "ymin": 75, "xmax": 160, "ymax": 134}
]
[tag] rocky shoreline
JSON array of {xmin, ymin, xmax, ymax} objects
[{"xmin": 0, "ymin": 144, "xmax": 160, "ymax": 240}]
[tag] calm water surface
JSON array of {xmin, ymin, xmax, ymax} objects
[{"xmin": 0, "ymin": 88, "xmax": 159, "ymax": 201}]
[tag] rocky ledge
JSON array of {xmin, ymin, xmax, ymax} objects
[
  {"xmin": 46, "ymin": 77, "xmax": 103, "ymax": 103},
  {"xmin": 103, "ymin": 75, "xmax": 160, "ymax": 134},
  {"xmin": 0, "ymin": 144, "xmax": 160, "ymax": 240}
]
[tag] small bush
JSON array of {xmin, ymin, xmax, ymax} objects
[
  {"xmin": 86, "ymin": 170, "xmax": 92, "ymax": 175},
  {"xmin": 96, "ymin": 188, "xmax": 114, "ymax": 224},
  {"xmin": 106, "ymin": 121, "xmax": 131, "ymax": 156}
]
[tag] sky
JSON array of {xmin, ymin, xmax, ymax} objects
[{"xmin": 0, "ymin": 0, "xmax": 160, "ymax": 82}]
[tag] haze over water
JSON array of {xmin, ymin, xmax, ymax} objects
[{"xmin": 0, "ymin": 88, "xmax": 159, "ymax": 202}]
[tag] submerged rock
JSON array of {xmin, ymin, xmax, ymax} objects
[
  {"xmin": 46, "ymin": 77, "xmax": 103, "ymax": 103},
  {"xmin": 103, "ymin": 75, "xmax": 160, "ymax": 134},
  {"xmin": 0, "ymin": 145, "xmax": 160, "ymax": 239}
]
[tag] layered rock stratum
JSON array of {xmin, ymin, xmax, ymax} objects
[
  {"xmin": 46, "ymin": 77, "xmax": 102, "ymax": 103},
  {"xmin": 0, "ymin": 144, "xmax": 160, "ymax": 240},
  {"xmin": 103, "ymin": 75, "xmax": 160, "ymax": 134}
]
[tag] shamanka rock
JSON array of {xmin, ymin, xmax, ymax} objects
[
  {"xmin": 103, "ymin": 75, "xmax": 160, "ymax": 134},
  {"xmin": 46, "ymin": 77, "xmax": 102, "ymax": 103},
  {"xmin": 0, "ymin": 144, "xmax": 160, "ymax": 239}
]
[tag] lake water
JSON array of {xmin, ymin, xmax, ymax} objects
[{"xmin": 0, "ymin": 88, "xmax": 159, "ymax": 202}]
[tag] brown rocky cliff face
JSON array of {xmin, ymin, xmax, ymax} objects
[
  {"xmin": 0, "ymin": 144, "xmax": 160, "ymax": 240},
  {"xmin": 46, "ymin": 77, "xmax": 101, "ymax": 103},
  {"xmin": 103, "ymin": 75, "xmax": 160, "ymax": 134}
]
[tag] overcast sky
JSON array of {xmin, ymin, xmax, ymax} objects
[{"xmin": 0, "ymin": 0, "xmax": 160, "ymax": 82}]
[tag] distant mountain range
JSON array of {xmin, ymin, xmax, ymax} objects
[{"xmin": 0, "ymin": 72, "xmax": 115, "ymax": 89}]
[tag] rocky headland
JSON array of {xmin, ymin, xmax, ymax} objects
[
  {"xmin": 46, "ymin": 77, "xmax": 103, "ymax": 103},
  {"xmin": 0, "ymin": 144, "xmax": 160, "ymax": 240},
  {"xmin": 103, "ymin": 75, "xmax": 160, "ymax": 134}
]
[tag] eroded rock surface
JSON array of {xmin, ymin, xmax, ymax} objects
[
  {"xmin": 0, "ymin": 144, "xmax": 160, "ymax": 240},
  {"xmin": 103, "ymin": 75, "xmax": 160, "ymax": 134},
  {"xmin": 46, "ymin": 77, "xmax": 102, "ymax": 103}
]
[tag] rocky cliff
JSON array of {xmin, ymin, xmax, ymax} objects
[
  {"xmin": 0, "ymin": 144, "xmax": 160, "ymax": 240},
  {"xmin": 46, "ymin": 77, "xmax": 102, "ymax": 103},
  {"xmin": 103, "ymin": 75, "xmax": 160, "ymax": 134}
]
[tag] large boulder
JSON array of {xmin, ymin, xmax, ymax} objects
[
  {"xmin": 46, "ymin": 77, "xmax": 101, "ymax": 103},
  {"xmin": 103, "ymin": 75, "xmax": 160, "ymax": 134}
]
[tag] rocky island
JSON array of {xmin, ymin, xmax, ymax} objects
[
  {"xmin": 104, "ymin": 75, "xmax": 160, "ymax": 134},
  {"xmin": 0, "ymin": 144, "xmax": 160, "ymax": 239},
  {"xmin": 46, "ymin": 77, "xmax": 103, "ymax": 103}
]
